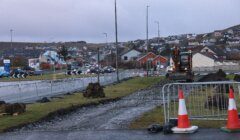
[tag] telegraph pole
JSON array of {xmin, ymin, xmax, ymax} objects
[
  {"xmin": 155, "ymin": 21, "xmax": 160, "ymax": 46},
  {"xmin": 146, "ymin": 6, "xmax": 150, "ymax": 76},
  {"xmin": 103, "ymin": 33, "xmax": 108, "ymax": 46},
  {"xmin": 103, "ymin": 33, "xmax": 109, "ymax": 66},
  {"xmin": 10, "ymin": 29, "xmax": 13, "ymax": 48},
  {"xmin": 97, "ymin": 47, "xmax": 100, "ymax": 83},
  {"xmin": 114, "ymin": 0, "xmax": 119, "ymax": 82},
  {"xmin": 155, "ymin": 21, "xmax": 160, "ymax": 54}
]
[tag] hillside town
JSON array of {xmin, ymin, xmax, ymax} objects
[
  {"xmin": 1, "ymin": 0, "xmax": 240, "ymax": 139},
  {"xmin": 0, "ymin": 25, "xmax": 240, "ymax": 74}
]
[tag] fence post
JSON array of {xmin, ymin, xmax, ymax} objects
[
  {"xmin": 17, "ymin": 84, "xmax": 22, "ymax": 102},
  {"xmin": 50, "ymin": 80, "xmax": 53, "ymax": 95},
  {"xmin": 35, "ymin": 82, "xmax": 39, "ymax": 100}
]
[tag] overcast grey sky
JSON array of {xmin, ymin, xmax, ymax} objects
[{"xmin": 0, "ymin": 0, "xmax": 240, "ymax": 43}]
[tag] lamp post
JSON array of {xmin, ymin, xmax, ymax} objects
[
  {"xmin": 10, "ymin": 29, "xmax": 13, "ymax": 48},
  {"xmin": 103, "ymin": 33, "xmax": 109, "ymax": 66},
  {"xmin": 114, "ymin": 0, "xmax": 119, "ymax": 82},
  {"xmin": 103, "ymin": 33, "xmax": 108, "ymax": 46},
  {"xmin": 146, "ymin": 5, "xmax": 150, "ymax": 76},
  {"xmin": 97, "ymin": 47, "xmax": 100, "ymax": 83},
  {"xmin": 155, "ymin": 21, "xmax": 160, "ymax": 46}
]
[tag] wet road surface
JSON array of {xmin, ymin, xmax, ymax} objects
[{"xmin": 1, "ymin": 129, "xmax": 240, "ymax": 140}]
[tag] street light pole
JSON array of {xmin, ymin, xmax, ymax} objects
[
  {"xmin": 155, "ymin": 21, "xmax": 160, "ymax": 45},
  {"xmin": 114, "ymin": 0, "xmax": 119, "ymax": 82},
  {"xmin": 103, "ymin": 33, "xmax": 109, "ymax": 66},
  {"xmin": 146, "ymin": 5, "xmax": 150, "ymax": 76},
  {"xmin": 103, "ymin": 33, "xmax": 108, "ymax": 46},
  {"xmin": 97, "ymin": 47, "xmax": 100, "ymax": 83},
  {"xmin": 10, "ymin": 29, "xmax": 13, "ymax": 48}
]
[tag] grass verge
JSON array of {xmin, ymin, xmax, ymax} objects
[
  {"xmin": 129, "ymin": 106, "xmax": 226, "ymax": 129},
  {"xmin": 0, "ymin": 76, "xmax": 162, "ymax": 132}
]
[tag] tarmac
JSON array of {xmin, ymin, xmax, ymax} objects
[{"xmin": 0, "ymin": 129, "xmax": 240, "ymax": 140}]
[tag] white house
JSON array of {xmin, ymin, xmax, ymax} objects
[
  {"xmin": 188, "ymin": 41, "xmax": 200, "ymax": 46},
  {"xmin": 121, "ymin": 49, "xmax": 141, "ymax": 62},
  {"xmin": 200, "ymin": 46, "xmax": 216, "ymax": 54},
  {"xmin": 192, "ymin": 53, "xmax": 216, "ymax": 68},
  {"xmin": 29, "ymin": 58, "xmax": 40, "ymax": 70},
  {"xmin": 39, "ymin": 50, "xmax": 66, "ymax": 65},
  {"xmin": 192, "ymin": 52, "xmax": 239, "ymax": 71}
]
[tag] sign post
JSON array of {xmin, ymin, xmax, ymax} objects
[{"xmin": 3, "ymin": 59, "xmax": 11, "ymax": 73}]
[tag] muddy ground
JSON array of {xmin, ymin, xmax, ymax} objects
[{"xmin": 14, "ymin": 82, "xmax": 166, "ymax": 132}]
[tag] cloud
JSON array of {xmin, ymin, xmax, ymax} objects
[{"xmin": 0, "ymin": 0, "xmax": 239, "ymax": 43}]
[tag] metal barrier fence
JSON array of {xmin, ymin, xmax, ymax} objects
[
  {"xmin": 0, "ymin": 70, "xmax": 143, "ymax": 103},
  {"xmin": 193, "ymin": 65, "xmax": 240, "ymax": 72},
  {"xmin": 162, "ymin": 81, "xmax": 240, "ymax": 123}
]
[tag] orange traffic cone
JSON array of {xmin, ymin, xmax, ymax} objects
[
  {"xmin": 221, "ymin": 87, "xmax": 240, "ymax": 132},
  {"xmin": 172, "ymin": 89, "xmax": 198, "ymax": 133}
]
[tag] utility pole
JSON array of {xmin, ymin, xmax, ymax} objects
[
  {"xmin": 114, "ymin": 0, "xmax": 119, "ymax": 82},
  {"xmin": 103, "ymin": 33, "xmax": 108, "ymax": 46},
  {"xmin": 146, "ymin": 5, "xmax": 150, "ymax": 76},
  {"xmin": 103, "ymin": 33, "xmax": 109, "ymax": 66},
  {"xmin": 10, "ymin": 29, "xmax": 13, "ymax": 48},
  {"xmin": 155, "ymin": 21, "xmax": 160, "ymax": 44},
  {"xmin": 155, "ymin": 21, "xmax": 160, "ymax": 46},
  {"xmin": 97, "ymin": 47, "xmax": 100, "ymax": 83}
]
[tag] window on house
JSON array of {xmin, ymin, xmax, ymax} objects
[{"xmin": 124, "ymin": 56, "xmax": 128, "ymax": 60}]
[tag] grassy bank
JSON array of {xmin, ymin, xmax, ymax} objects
[
  {"xmin": 0, "ymin": 77, "xmax": 162, "ymax": 132},
  {"xmin": 129, "ymin": 106, "xmax": 226, "ymax": 129}
]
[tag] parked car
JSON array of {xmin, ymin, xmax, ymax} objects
[
  {"xmin": 22, "ymin": 66, "xmax": 35, "ymax": 76},
  {"xmin": 103, "ymin": 66, "xmax": 116, "ymax": 73},
  {"xmin": 89, "ymin": 67, "xmax": 104, "ymax": 74},
  {"xmin": 33, "ymin": 70, "xmax": 44, "ymax": 76},
  {"xmin": 0, "ymin": 71, "xmax": 10, "ymax": 78}
]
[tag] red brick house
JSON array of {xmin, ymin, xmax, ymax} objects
[
  {"xmin": 152, "ymin": 55, "xmax": 168, "ymax": 66},
  {"xmin": 137, "ymin": 52, "xmax": 168, "ymax": 68},
  {"xmin": 137, "ymin": 52, "xmax": 156, "ymax": 66}
]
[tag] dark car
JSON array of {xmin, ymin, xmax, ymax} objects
[
  {"xmin": 103, "ymin": 66, "xmax": 116, "ymax": 73},
  {"xmin": 89, "ymin": 67, "xmax": 104, "ymax": 74},
  {"xmin": 22, "ymin": 66, "xmax": 35, "ymax": 76},
  {"xmin": 33, "ymin": 70, "xmax": 44, "ymax": 76}
]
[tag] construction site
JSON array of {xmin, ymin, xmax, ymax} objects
[{"xmin": 0, "ymin": 45, "xmax": 239, "ymax": 140}]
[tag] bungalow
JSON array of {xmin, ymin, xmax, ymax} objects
[
  {"xmin": 137, "ymin": 52, "xmax": 167, "ymax": 68},
  {"xmin": 137, "ymin": 52, "xmax": 156, "ymax": 66},
  {"xmin": 152, "ymin": 55, "xmax": 168, "ymax": 69},
  {"xmin": 120, "ymin": 49, "xmax": 141, "ymax": 62},
  {"xmin": 192, "ymin": 52, "xmax": 218, "ymax": 68},
  {"xmin": 193, "ymin": 52, "xmax": 239, "ymax": 71},
  {"xmin": 200, "ymin": 46, "xmax": 226, "ymax": 59}
]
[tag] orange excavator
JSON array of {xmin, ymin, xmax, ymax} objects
[{"xmin": 166, "ymin": 46, "xmax": 194, "ymax": 82}]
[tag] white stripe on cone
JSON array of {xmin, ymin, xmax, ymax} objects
[
  {"xmin": 179, "ymin": 99, "xmax": 188, "ymax": 115},
  {"xmin": 228, "ymin": 99, "xmax": 237, "ymax": 110}
]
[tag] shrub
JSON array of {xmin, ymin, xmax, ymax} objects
[
  {"xmin": 234, "ymin": 74, "xmax": 240, "ymax": 82},
  {"xmin": 83, "ymin": 83, "xmax": 105, "ymax": 98}
]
